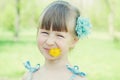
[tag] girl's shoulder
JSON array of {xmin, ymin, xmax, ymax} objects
[
  {"xmin": 66, "ymin": 65, "xmax": 87, "ymax": 80},
  {"xmin": 22, "ymin": 69, "xmax": 40, "ymax": 80},
  {"xmin": 22, "ymin": 71, "xmax": 30, "ymax": 80},
  {"xmin": 22, "ymin": 61, "xmax": 40, "ymax": 80},
  {"xmin": 75, "ymin": 76, "xmax": 87, "ymax": 80}
]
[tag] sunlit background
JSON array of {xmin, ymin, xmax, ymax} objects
[{"xmin": 0, "ymin": 0, "xmax": 120, "ymax": 80}]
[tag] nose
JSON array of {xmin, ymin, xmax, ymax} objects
[{"xmin": 45, "ymin": 35, "xmax": 55, "ymax": 46}]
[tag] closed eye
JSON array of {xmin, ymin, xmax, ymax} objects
[
  {"xmin": 57, "ymin": 35, "xmax": 64, "ymax": 38},
  {"xmin": 41, "ymin": 32, "xmax": 49, "ymax": 35}
]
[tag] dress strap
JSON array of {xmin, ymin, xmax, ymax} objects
[
  {"xmin": 24, "ymin": 61, "xmax": 40, "ymax": 73},
  {"xmin": 66, "ymin": 65, "xmax": 86, "ymax": 80},
  {"xmin": 24, "ymin": 61, "xmax": 40, "ymax": 80}
]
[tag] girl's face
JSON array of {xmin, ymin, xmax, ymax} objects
[{"xmin": 37, "ymin": 28, "xmax": 77, "ymax": 60}]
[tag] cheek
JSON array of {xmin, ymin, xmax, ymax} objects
[
  {"xmin": 56, "ymin": 40, "xmax": 69, "ymax": 51},
  {"xmin": 37, "ymin": 36, "xmax": 46, "ymax": 46}
]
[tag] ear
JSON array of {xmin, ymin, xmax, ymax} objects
[{"xmin": 70, "ymin": 37, "xmax": 79, "ymax": 48}]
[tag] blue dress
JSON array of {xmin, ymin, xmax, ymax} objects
[{"xmin": 24, "ymin": 61, "xmax": 86, "ymax": 80}]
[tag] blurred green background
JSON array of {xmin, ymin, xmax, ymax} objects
[{"xmin": 0, "ymin": 0, "xmax": 120, "ymax": 80}]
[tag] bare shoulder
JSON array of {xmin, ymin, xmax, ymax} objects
[
  {"xmin": 22, "ymin": 72, "xmax": 33, "ymax": 80},
  {"xmin": 22, "ymin": 69, "xmax": 41, "ymax": 80},
  {"xmin": 75, "ymin": 76, "xmax": 88, "ymax": 80},
  {"xmin": 22, "ymin": 72, "xmax": 29, "ymax": 80}
]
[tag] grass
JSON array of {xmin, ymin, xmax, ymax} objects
[{"xmin": 0, "ymin": 29, "xmax": 120, "ymax": 80}]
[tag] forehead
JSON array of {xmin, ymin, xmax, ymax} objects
[{"xmin": 39, "ymin": 2, "xmax": 71, "ymax": 32}]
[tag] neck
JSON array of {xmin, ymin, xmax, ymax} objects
[{"xmin": 43, "ymin": 56, "xmax": 70, "ymax": 70}]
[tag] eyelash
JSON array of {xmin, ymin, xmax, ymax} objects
[
  {"xmin": 41, "ymin": 32, "xmax": 49, "ymax": 35},
  {"xmin": 41, "ymin": 32, "xmax": 64, "ymax": 38},
  {"xmin": 57, "ymin": 35, "xmax": 64, "ymax": 38}
]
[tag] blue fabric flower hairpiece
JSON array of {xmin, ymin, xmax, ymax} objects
[{"xmin": 75, "ymin": 16, "xmax": 92, "ymax": 38}]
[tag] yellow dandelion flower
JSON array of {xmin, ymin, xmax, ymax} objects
[{"xmin": 49, "ymin": 48, "xmax": 61, "ymax": 57}]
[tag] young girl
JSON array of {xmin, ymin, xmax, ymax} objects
[{"xmin": 23, "ymin": 1, "xmax": 91, "ymax": 80}]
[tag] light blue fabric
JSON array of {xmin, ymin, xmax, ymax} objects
[
  {"xmin": 75, "ymin": 16, "xmax": 92, "ymax": 38},
  {"xmin": 24, "ymin": 61, "xmax": 40, "ymax": 73},
  {"xmin": 66, "ymin": 65, "xmax": 86, "ymax": 77}
]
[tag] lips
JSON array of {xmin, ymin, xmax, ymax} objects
[{"xmin": 44, "ymin": 48, "xmax": 50, "ymax": 53}]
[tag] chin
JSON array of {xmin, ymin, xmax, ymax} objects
[
  {"xmin": 45, "ymin": 55, "xmax": 57, "ymax": 60},
  {"xmin": 44, "ymin": 55, "xmax": 61, "ymax": 61}
]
